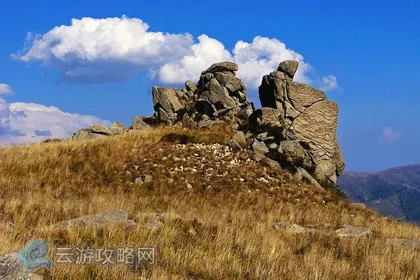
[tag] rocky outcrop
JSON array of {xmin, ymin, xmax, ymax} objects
[
  {"xmin": 69, "ymin": 60, "xmax": 345, "ymax": 189},
  {"xmin": 131, "ymin": 116, "xmax": 151, "ymax": 130},
  {"xmin": 196, "ymin": 62, "xmax": 248, "ymax": 112},
  {"xmin": 152, "ymin": 86, "xmax": 188, "ymax": 123},
  {"xmin": 111, "ymin": 122, "xmax": 129, "ymax": 134},
  {"xmin": 149, "ymin": 61, "xmax": 252, "ymax": 128},
  {"xmin": 253, "ymin": 61, "xmax": 345, "ymax": 185},
  {"xmin": 71, "ymin": 128, "xmax": 108, "ymax": 141}
]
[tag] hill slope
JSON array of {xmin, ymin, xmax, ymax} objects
[
  {"xmin": 0, "ymin": 126, "xmax": 420, "ymax": 279},
  {"xmin": 338, "ymin": 165, "xmax": 420, "ymax": 224}
]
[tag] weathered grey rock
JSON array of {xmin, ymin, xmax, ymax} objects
[
  {"xmin": 194, "ymin": 61, "xmax": 250, "ymax": 125},
  {"xmin": 135, "ymin": 177, "xmax": 144, "ymax": 185},
  {"xmin": 153, "ymin": 86, "xmax": 185, "ymax": 123},
  {"xmin": 249, "ymin": 108, "xmax": 284, "ymax": 132},
  {"xmin": 291, "ymin": 99, "xmax": 344, "ymax": 182},
  {"xmin": 71, "ymin": 129, "xmax": 108, "ymax": 141},
  {"xmin": 146, "ymin": 218, "xmax": 164, "ymax": 230},
  {"xmin": 200, "ymin": 80, "xmax": 237, "ymax": 109},
  {"xmin": 205, "ymin": 62, "xmax": 238, "ymax": 73},
  {"xmin": 294, "ymin": 167, "xmax": 324, "ymax": 190},
  {"xmin": 251, "ymin": 139, "xmax": 269, "ymax": 155},
  {"xmin": 278, "ymin": 140, "xmax": 314, "ymax": 170},
  {"xmin": 270, "ymin": 71, "xmax": 286, "ymax": 80},
  {"xmin": 260, "ymin": 157, "xmax": 282, "ymax": 169},
  {"xmin": 185, "ymin": 81, "xmax": 197, "ymax": 92},
  {"xmin": 214, "ymin": 72, "xmax": 246, "ymax": 94},
  {"xmin": 266, "ymin": 141, "xmax": 278, "ymax": 150},
  {"xmin": 277, "ymin": 60, "xmax": 299, "ymax": 80},
  {"xmin": 110, "ymin": 122, "xmax": 129, "ymax": 135},
  {"xmin": 249, "ymin": 151, "xmax": 265, "ymax": 162},
  {"xmin": 257, "ymin": 61, "xmax": 345, "ymax": 186},
  {"xmin": 0, "ymin": 253, "xmax": 42, "ymax": 280},
  {"xmin": 335, "ymin": 226, "xmax": 372, "ymax": 238},
  {"xmin": 256, "ymin": 132, "xmax": 275, "ymax": 142},
  {"xmin": 131, "ymin": 116, "xmax": 151, "ymax": 130},
  {"xmin": 135, "ymin": 175, "xmax": 152, "ymax": 185},
  {"xmin": 50, "ymin": 210, "xmax": 132, "ymax": 229},
  {"xmin": 286, "ymin": 82, "xmax": 326, "ymax": 112},
  {"xmin": 90, "ymin": 124, "xmax": 112, "ymax": 135}
]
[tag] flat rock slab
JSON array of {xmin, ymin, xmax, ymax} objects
[
  {"xmin": 0, "ymin": 253, "xmax": 42, "ymax": 280},
  {"xmin": 50, "ymin": 210, "xmax": 131, "ymax": 229},
  {"xmin": 335, "ymin": 226, "xmax": 372, "ymax": 238},
  {"xmin": 386, "ymin": 238, "xmax": 420, "ymax": 250},
  {"xmin": 146, "ymin": 219, "xmax": 164, "ymax": 230}
]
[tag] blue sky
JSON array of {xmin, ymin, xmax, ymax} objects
[{"xmin": 0, "ymin": 0, "xmax": 419, "ymax": 171}]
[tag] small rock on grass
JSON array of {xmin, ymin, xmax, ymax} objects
[{"xmin": 335, "ymin": 226, "xmax": 372, "ymax": 238}]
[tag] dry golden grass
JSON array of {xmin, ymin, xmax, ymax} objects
[{"xmin": 0, "ymin": 125, "xmax": 419, "ymax": 279}]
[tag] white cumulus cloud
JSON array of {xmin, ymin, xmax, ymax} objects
[
  {"xmin": 157, "ymin": 34, "xmax": 232, "ymax": 84},
  {"xmin": 15, "ymin": 16, "xmax": 338, "ymax": 91},
  {"xmin": 0, "ymin": 97, "xmax": 110, "ymax": 146},
  {"xmin": 320, "ymin": 75, "xmax": 339, "ymax": 92},
  {"xmin": 379, "ymin": 127, "xmax": 401, "ymax": 143},
  {"xmin": 15, "ymin": 16, "xmax": 193, "ymax": 84},
  {"xmin": 0, "ymin": 84, "xmax": 13, "ymax": 95}
]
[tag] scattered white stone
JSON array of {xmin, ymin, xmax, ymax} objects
[
  {"xmin": 144, "ymin": 175, "xmax": 153, "ymax": 184},
  {"xmin": 258, "ymin": 177, "xmax": 269, "ymax": 184},
  {"xmin": 135, "ymin": 177, "xmax": 144, "ymax": 185}
]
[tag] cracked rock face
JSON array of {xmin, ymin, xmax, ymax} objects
[
  {"xmin": 152, "ymin": 86, "xmax": 187, "ymax": 123},
  {"xmin": 196, "ymin": 62, "xmax": 250, "ymax": 116},
  {"xmin": 151, "ymin": 62, "xmax": 250, "ymax": 127},
  {"xmin": 257, "ymin": 61, "xmax": 345, "ymax": 184}
]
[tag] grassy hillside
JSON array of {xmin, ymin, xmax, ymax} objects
[{"xmin": 1, "ymin": 125, "xmax": 420, "ymax": 279}]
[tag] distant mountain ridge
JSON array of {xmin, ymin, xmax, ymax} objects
[{"xmin": 338, "ymin": 164, "xmax": 420, "ymax": 224}]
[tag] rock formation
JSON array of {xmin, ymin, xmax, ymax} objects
[
  {"xmin": 151, "ymin": 61, "xmax": 254, "ymax": 128},
  {"xmin": 70, "ymin": 60, "xmax": 344, "ymax": 188},
  {"xmin": 252, "ymin": 60, "xmax": 345, "ymax": 184}
]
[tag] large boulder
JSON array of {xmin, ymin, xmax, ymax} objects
[
  {"xmin": 277, "ymin": 60, "xmax": 299, "ymax": 81},
  {"xmin": 110, "ymin": 122, "xmax": 129, "ymax": 134},
  {"xmin": 71, "ymin": 129, "xmax": 108, "ymax": 141},
  {"xmin": 278, "ymin": 140, "xmax": 314, "ymax": 171},
  {"xmin": 196, "ymin": 62, "xmax": 250, "ymax": 120},
  {"xmin": 90, "ymin": 124, "xmax": 112, "ymax": 135},
  {"xmin": 205, "ymin": 61, "xmax": 238, "ymax": 73},
  {"xmin": 152, "ymin": 86, "xmax": 186, "ymax": 123},
  {"xmin": 131, "ymin": 116, "xmax": 151, "ymax": 130},
  {"xmin": 256, "ymin": 60, "xmax": 345, "ymax": 185}
]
